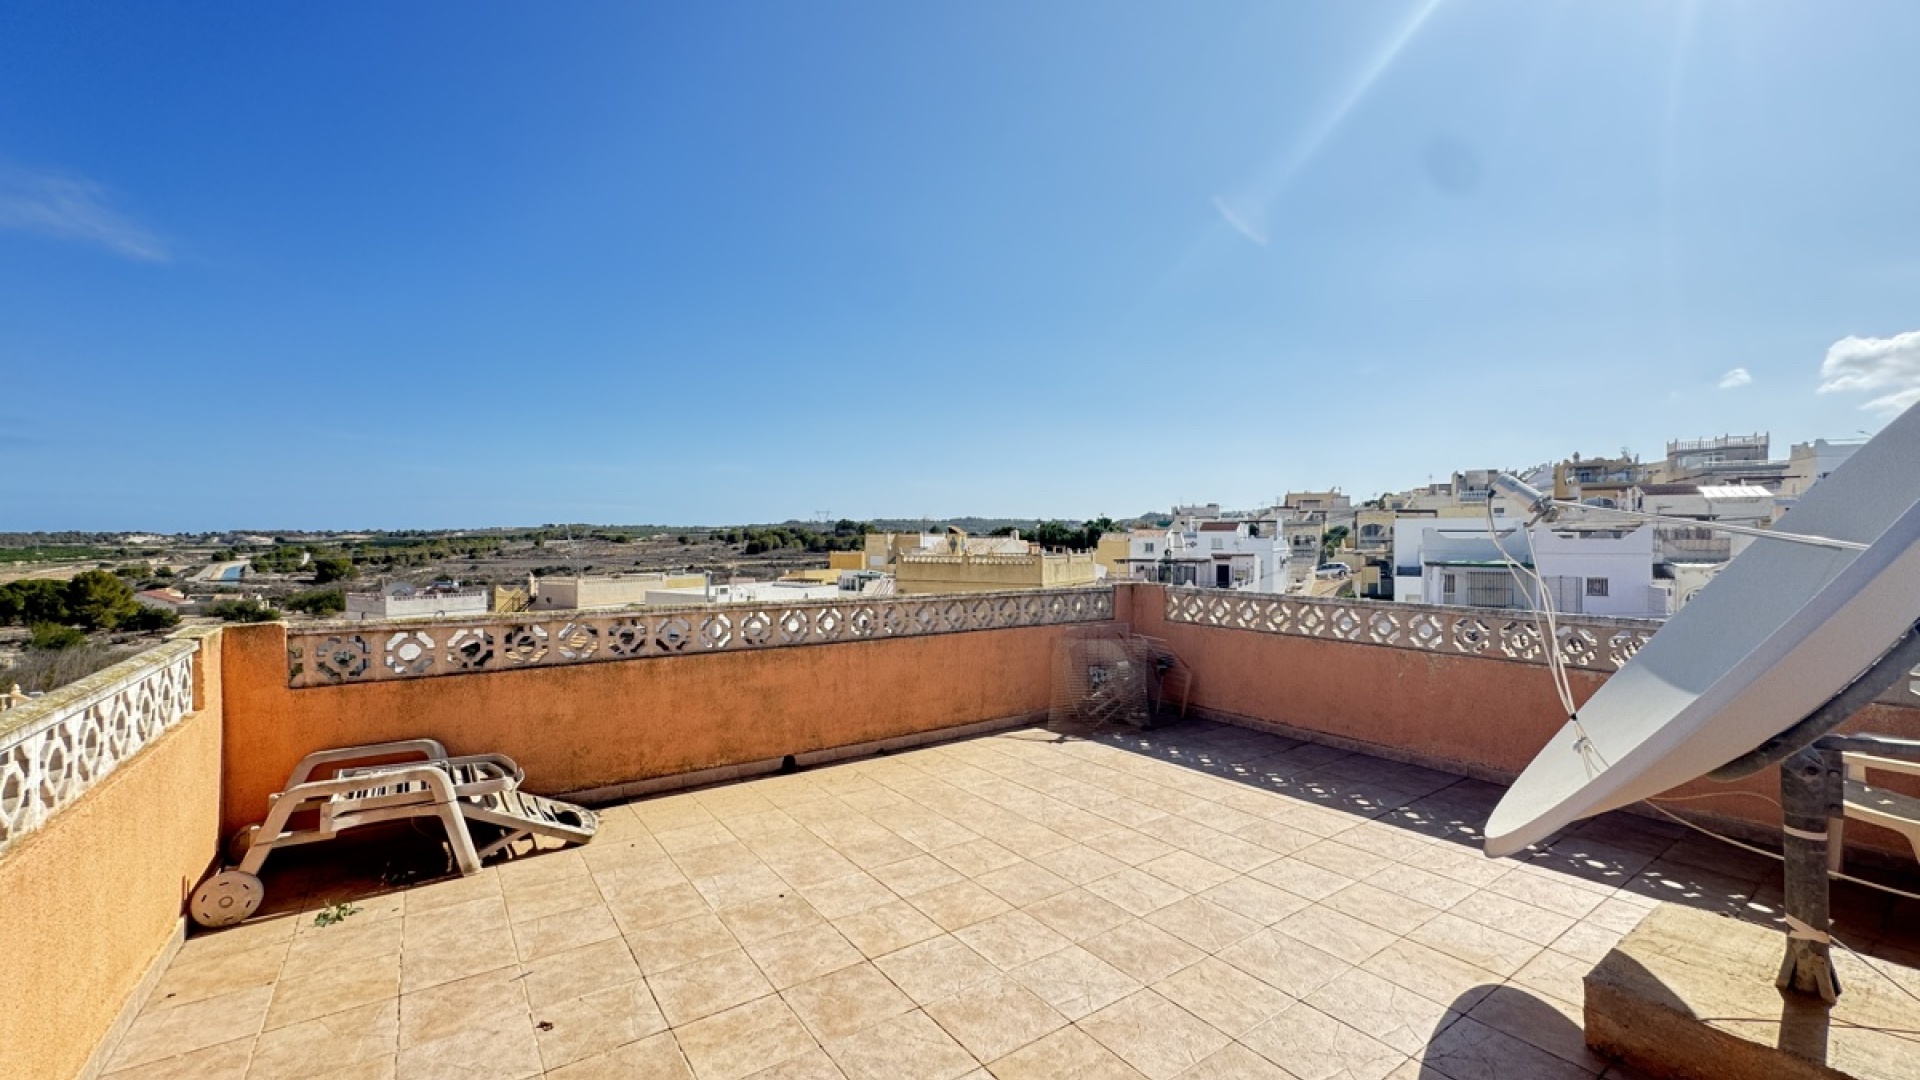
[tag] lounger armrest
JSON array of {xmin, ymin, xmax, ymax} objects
[
  {"xmin": 443, "ymin": 753, "xmax": 527, "ymax": 788},
  {"xmin": 281, "ymin": 765, "xmax": 462, "ymax": 804},
  {"xmin": 286, "ymin": 739, "xmax": 452, "ymax": 786},
  {"xmin": 1843, "ymin": 751, "xmax": 1920, "ymax": 782}
]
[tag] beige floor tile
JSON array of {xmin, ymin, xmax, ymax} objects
[
  {"xmin": 502, "ymin": 875, "xmax": 602, "ymax": 925},
  {"xmin": 1466, "ymin": 984, "xmax": 1610, "ymax": 1072},
  {"xmin": 265, "ymin": 952, "xmax": 400, "ymax": 1032},
  {"xmin": 1488, "ymin": 869, "xmax": 1611, "ymax": 919},
  {"xmin": 1450, "ymin": 890, "xmax": 1578, "ymax": 947},
  {"xmin": 654, "ymin": 820, "xmax": 740, "ymax": 856},
  {"xmin": 675, "ymin": 995, "xmax": 818, "ymax": 1080},
  {"xmin": 834, "ymin": 832, "xmax": 925, "ymax": 869},
  {"xmin": 1030, "ymin": 844, "xmax": 1130, "ymax": 886},
  {"xmin": 1149, "ymin": 956, "xmax": 1291, "ymax": 1038},
  {"xmin": 393, "ymin": 1008, "xmax": 543, "ymax": 1080},
  {"xmin": 1143, "ymin": 896, "xmax": 1260, "ymax": 954},
  {"xmin": 1248, "ymin": 856, "xmax": 1357, "ymax": 901},
  {"xmin": 1358, "ymin": 938, "xmax": 1501, "ymax": 1012},
  {"xmin": 873, "ymin": 935, "xmax": 1002, "ymax": 1006},
  {"xmin": 934, "ymin": 838, "xmax": 1024, "ymax": 878},
  {"xmin": 1306, "ymin": 967, "xmax": 1461, "ymax": 1056},
  {"xmin": 403, "ymin": 872, "xmax": 504, "ymax": 916},
  {"xmin": 1081, "ymin": 829, "xmax": 1178, "ymax": 867},
  {"xmin": 1507, "ymin": 947, "xmax": 1593, "ymax": 1008},
  {"xmin": 147, "ymin": 939, "xmax": 288, "ymax": 1012},
  {"xmin": 693, "ymin": 865, "xmax": 793, "ymax": 910},
  {"xmin": 177, "ymin": 916, "xmax": 302, "ymax": 964},
  {"xmin": 1078, "ymin": 989, "xmax": 1229, "ymax": 1080},
  {"xmin": 766, "ymin": 847, "xmax": 861, "ymax": 889},
  {"xmin": 1321, "ymin": 881, "xmax": 1441, "ymax": 938},
  {"xmin": 974, "ymin": 861, "xmax": 1073, "ymax": 907},
  {"xmin": 496, "ymin": 849, "xmax": 590, "ymax": 889},
  {"xmin": 627, "ymin": 914, "xmax": 741, "ymax": 976},
  {"xmin": 870, "ymin": 854, "xmax": 967, "ymax": 897},
  {"xmin": 648, "ymin": 948, "xmax": 776, "ymax": 1026},
  {"xmin": 1216, "ymin": 926, "xmax": 1350, "ymax": 999},
  {"xmin": 1008, "ymin": 945, "xmax": 1139, "ymax": 1021},
  {"xmin": 924, "ymin": 975, "xmax": 1066, "ymax": 1062},
  {"xmin": 1080, "ymin": 921, "xmax": 1205, "ymax": 985},
  {"xmin": 1240, "ymin": 1001, "xmax": 1405, "ymax": 1080},
  {"xmin": 718, "ymin": 893, "xmax": 826, "ymax": 944},
  {"xmin": 826, "ymin": 1009, "xmax": 979, "ymax": 1080},
  {"xmin": 100, "ymin": 1035, "xmax": 252, "ymax": 1080},
  {"xmin": 531, "ymin": 980, "xmax": 668, "ymax": 1071},
  {"xmin": 833, "ymin": 899, "xmax": 945, "ymax": 958},
  {"xmin": 248, "ymin": 998, "xmax": 395, "ymax": 1080},
  {"xmin": 744, "ymin": 1046, "xmax": 847, "ymax": 1079},
  {"xmin": 954, "ymin": 910, "xmax": 1071, "ymax": 971},
  {"xmin": 1136, "ymin": 852, "xmax": 1237, "ymax": 893},
  {"xmin": 796, "ymin": 872, "xmax": 895, "ymax": 920},
  {"xmin": 1082, "ymin": 868, "xmax": 1187, "ymax": 918},
  {"xmin": 1406, "ymin": 912, "xmax": 1538, "ymax": 978},
  {"xmin": 1362, "ymin": 863, "xmax": 1480, "ymax": 910},
  {"xmin": 1273, "ymin": 905, "xmax": 1400, "ymax": 965},
  {"xmin": 983, "ymin": 1026, "xmax": 1146, "ymax": 1080},
  {"xmin": 399, "ymin": 920, "xmax": 517, "ymax": 994},
  {"xmin": 1545, "ymin": 919, "xmax": 1628, "ymax": 965},
  {"xmin": 909, "ymin": 880, "xmax": 1013, "ymax": 931},
  {"xmin": 512, "ymin": 902, "xmax": 621, "ymax": 962},
  {"xmin": 514, "ymin": 937, "xmax": 639, "ymax": 1011},
  {"xmin": 399, "ymin": 964, "xmax": 529, "ymax": 1049},
  {"xmin": 1177, "ymin": 1042, "xmax": 1295, "ymax": 1080},
  {"xmin": 1023, "ymin": 888, "xmax": 1134, "ymax": 943},
  {"xmin": 781, "ymin": 962, "xmax": 915, "ymax": 1041},
  {"xmin": 605, "ymin": 881, "xmax": 711, "ymax": 936},
  {"xmin": 743, "ymin": 922, "xmax": 865, "ymax": 989},
  {"xmin": 1197, "ymin": 877, "xmax": 1310, "ymax": 926},
  {"xmin": 1417, "ymin": 1013, "xmax": 1595, "ymax": 1080},
  {"xmin": 403, "ymin": 895, "xmax": 512, "ymax": 948},
  {"xmin": 546, "ymin": 1030, "xmax": 692, "ymax": 1080}
]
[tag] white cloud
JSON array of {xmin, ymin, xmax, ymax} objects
[
  {"xmin": 1211, "ymin": 196, "xmax": 1267, "ymax": 247},
  {"xmin": 1818, "ymin": 331, "xmax": 1920, "ymax": 415},
  {"xmin": 0, "ymin": 167, "xmax": 168, "ymax": 262},
  {"xmin": 1716, "ymin": 367, "xmax": 1752, "ymax": 390}
]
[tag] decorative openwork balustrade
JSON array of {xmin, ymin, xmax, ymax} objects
[
  {"xmin": 0, "ymin": 638, "xmax": 199, "ymax": 856},
  {"xmin": 287, "ymin": 587, "xmax": 1116, "ymax": 689},
  {"xmin": 1164, "ymin": 587, "xmax": 1661, "ymax": 672}
]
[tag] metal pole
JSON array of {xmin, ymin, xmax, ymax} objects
[{"xmin": 1776, "ymin": 744, "xmax": 1843, "ymax": 1003}]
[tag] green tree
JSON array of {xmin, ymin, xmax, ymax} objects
[
  {"xmin": 1320, "ymin": 525, "xmax": 1351, "ymax": 563},
  {"xmin": 121, "ymin": 605, "xmax": 181, "ymax": 631},
  {"xmin": 205, "ymin": 599, "xmax": 282, "ymax": 623},
  {"xmin": 311, "ymin": 554, "xmax": 357, "ymax": 584},
  {"xmin": 65, "ymin": 570, "xmax": 141, "ymax": 630},
  {"xmin": 284, "ymin": 589, "xmax": 346, "ymax": 616}
]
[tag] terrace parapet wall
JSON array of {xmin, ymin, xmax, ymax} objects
[{"xmin": 285, "ymin": 586, "xmax": 1115, "ymax": 688}]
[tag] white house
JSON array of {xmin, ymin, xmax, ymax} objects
[
  {"xmin": 1113, "ymin": 521, "xmax": 1291, "ymax": 593},
  {"xmin": 345, "ymin": 582, "xmax": 490, "ymax": 620},
  {"xmin": 1393, "ymin": 519, "xmax": 1662, "ymax": 617}
]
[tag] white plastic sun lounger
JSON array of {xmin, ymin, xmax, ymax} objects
[{"xmin": 190, "ymin": 739, "xmax": 596, "ymax": 927}]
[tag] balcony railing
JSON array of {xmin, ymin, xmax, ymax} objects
[
  {"xmin": 287, "ymin": 586, "xmax": 1115, "ymax": 688},
  {"xmin": 1164, "ymin": 585, "xmax": 1658, "ymax": 672},
  {"xmin": 0, "ymin": 637, "xmax": 199, "ymax": 856}
]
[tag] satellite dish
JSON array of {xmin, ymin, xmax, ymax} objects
[{"xmin": 1484, "ymin": 404, "xmax": 1920, "ymax": 858}]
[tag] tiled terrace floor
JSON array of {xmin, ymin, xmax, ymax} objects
[{"xmin": 105, "ymin": 720, "xmax": 1920, "ymax": 1080}]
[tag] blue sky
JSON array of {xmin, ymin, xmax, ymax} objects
[{"xmin": 3, "ymin": 2, "xmax": 1918, "ymax": 531}]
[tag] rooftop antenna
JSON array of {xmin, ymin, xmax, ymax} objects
[{"xmin": 1484, "ymin": 402, "xmax": 1920, "ymax": 1004}]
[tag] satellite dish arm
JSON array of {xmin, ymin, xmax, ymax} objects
[{"xmin": 1708, "ymin": 622, "xmax": 1920, "ymax": 780}]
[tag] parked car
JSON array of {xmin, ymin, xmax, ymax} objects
[{"xmin": 1314, "ymin": 563, "xmax": 1351, "ymax": 579}]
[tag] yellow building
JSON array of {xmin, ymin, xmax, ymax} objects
[
  {"xmin": 1094, "ymin": 532, "xmax": 1131, "ymax": 578},
  {"xmin": 893, "ymin": 550, "xmax": 1100, "ymax": 594}
]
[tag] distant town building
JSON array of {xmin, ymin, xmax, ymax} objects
[
  {"xmin": 892, "ymin": 529, "xmax": 1100, "ymax": 595},
  {"xmin": 1779, "ymin": 438, "xmax": 1864, "ymax": 498},
  {"xmin": 1392, "ymin": 519, "xmax": 1663, "ymax": 618},
  {"xmin": 528, "ymin": 572, "xmax": 708, "ymax": 611},
  {"xmin": 346, "ymin": 582, "xmax": 490, "ymax": 620}
]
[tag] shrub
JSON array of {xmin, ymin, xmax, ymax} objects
[
  {"xmin": 205, "ymin": 599, "xmax": 282, "ymax": 623},
  {"xmin": 311, "ymin": 554, "xmax": 357, "ymax": 584},
  {"xmin": 28, "ymin": 622, "xmax": 87, "ymax": 650},
  {"xmin": 65, "ymin": 569, "xmax": 141, "ymax": 630},
  {"xmin": 120, "ymin": 605, "xmax": 181, "ymax": 631},
  {"xmin": 284, "ymin": 589, "xmax": 346, "ymax": 617}
]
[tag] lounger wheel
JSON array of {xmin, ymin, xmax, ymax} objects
[{"xmin": 190, "ymin": 870, "xmax": 264, "ymax": 928}]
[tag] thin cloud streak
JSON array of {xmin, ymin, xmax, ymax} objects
[
  {"xmin": 1211, "ymin": 196, "xmax": 1268, "ymax": 246},
  {"xmin": 1818, "ymin": 330, "xmax": 1920, "ymax": 414},
  {"xmin": 1716, "ymin": 367, "xmax": 1751, "ymax": 389},
  {"xmin": 0, "ymin": 167, "xmax": 169, "ymax": 262}
]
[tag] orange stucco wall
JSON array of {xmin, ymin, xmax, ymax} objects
[
  {"xmin": 0, "ymin": 636, "xmax": 224, "ymax": 1080},
  {"xmin": 219, "ymin": 620, "xmax": 1082, "ymax": 836},
  {"xmin": 1115, "ymin": 583, "xmax": 1920, "ymax": 859}
]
